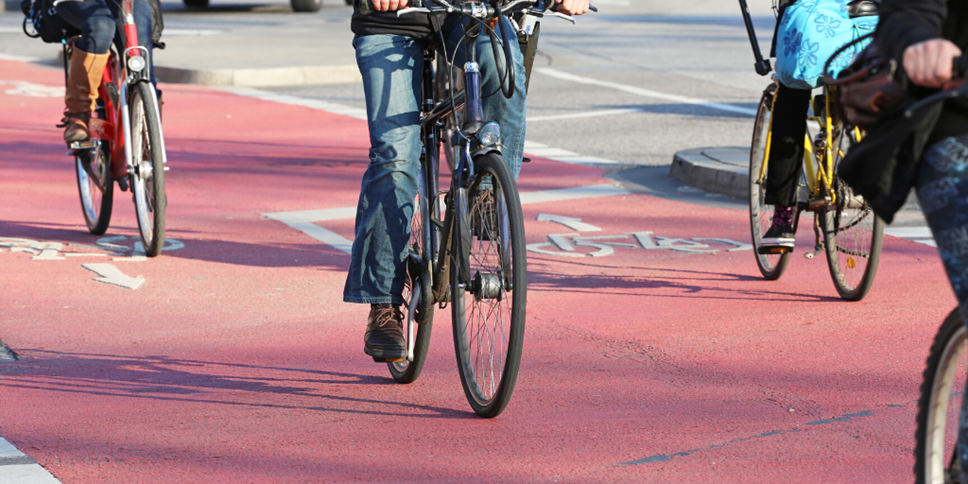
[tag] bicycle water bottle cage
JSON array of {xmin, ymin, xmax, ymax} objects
[{"xmin": 846, "ymin": 0, "xmax": 878, "ymax": 18}]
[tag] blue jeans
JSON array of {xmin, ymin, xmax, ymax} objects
[
  {"xmin": 916, "ymin": 135, "xmax": 968, "ymax": 477},
  {"xmin": 57, "ymin": 0, "xmax": 153, "ymax": 56},
  {"xmin": 343, "ymin": 22, "xmax": 526, "ymax": 305}
]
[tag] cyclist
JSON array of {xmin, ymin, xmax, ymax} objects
[
  {"xmin": 760, "ymin": 0, "xmax": 810, "ymax": 250},
  {"xmin": 874, "ymin": 0, "xmax": 968, "ymax": 477},
  {"xmin": 54, "ymin": 0, "xmax": 157, "ymax": 143},
  {"xmin": 345, "ymin": 0, "xmax": 589, "ymax": 361},
  {"xmin": 759, "ymin": 0, "xmax": 877, "ymax": 250}
]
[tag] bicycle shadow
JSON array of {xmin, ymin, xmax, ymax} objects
[{"xmin": 0, "ymin": 349, "xmax": 476, "ymax": 419}]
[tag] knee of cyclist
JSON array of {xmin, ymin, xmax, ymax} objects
[{"xmin": 85, "ymin": 18, "xmax": 115, "ymax": 54}]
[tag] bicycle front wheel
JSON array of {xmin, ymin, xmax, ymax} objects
[
  {"xmin": 75, "ymin": 141, "xmax": 113, "ymax": 235},
  {"xmin": 821, "ymin": 127, "xmax": 883, "ymax": 301},
  {"xmin": 749, "ymin": 84, "xmax": 792, "ymax": 280},
  {"xmin": 915, "ymin": 309, "xmax": 967, "ymax": 484},
  {"xmin": 388, "ymin": 173, "xmax": 435, "ymax": 383},
  {"xmin": 450, "ymin": 152, "xmax": 526, "ymax": 418},
  {"xmin": 129, "ymin": 82, "xmax": 167, "ymax": 257}
]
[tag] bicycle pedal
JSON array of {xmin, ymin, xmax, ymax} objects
[
  {"xmin": 757, "ymin": 246, "xmax": 792, "ymax": 255},
  {"xmin": 69, "ymin": 140, "xmax": 96, "ymax": 151},
  {"xmin": 371, "ymin": 357, "xmax": 404, "ymax": 363}
]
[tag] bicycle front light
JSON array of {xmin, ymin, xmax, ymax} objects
[
  {"xmin": 479, "ymin": 122, "xmax": 501, "ymax": 147},
  {"xmin": 127, "ymin": 55, "xmax": 147, "ymax": 72}
]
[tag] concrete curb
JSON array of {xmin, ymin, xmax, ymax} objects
[
  {"xmin": 153, "ymin": 64, "xmax": 361, "ymax": 87},
  {"xmin": 669, "ymin": 147, "xmax": 749, "ymax": 200}
]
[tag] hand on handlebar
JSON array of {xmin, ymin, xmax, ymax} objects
[
  {"xmin": 904, "ymin": 38, "xmax": 964, "ymax": 90},
  {"xmin": 373, "ymin": 0, "xmax": 410, "ymax": 12},
  {"xmin": 552, "ymin": 0, "xmax": 589, "ymax": 15}
]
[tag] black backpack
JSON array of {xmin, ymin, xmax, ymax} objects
[
  {"xmin": 21, "ymin": 0, "xmax": 164, "ymax": 45},
  {"xmin": 21, "ymin": 0, "xmax": 76, "ymax": 44}
]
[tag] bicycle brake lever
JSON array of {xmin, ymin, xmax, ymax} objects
[
  {"xmin": 548, "ymin": 11, "xmax": 575, "ymax": 23},
  {"xmin": 397, "ymin": 6, "xmax": 431, "ymax": 15}
]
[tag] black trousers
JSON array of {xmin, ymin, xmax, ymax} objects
[{"xmin": 765, "ymin": 83, "xmax": 811, "ymax": 207}]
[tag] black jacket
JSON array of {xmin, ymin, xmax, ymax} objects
[{"xmin": 838, "ymin": 0, "xmax": 968, "ymax": 222}]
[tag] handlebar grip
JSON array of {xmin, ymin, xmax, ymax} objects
[
  {"xmin": 954, "ymin": 54, "xmax": 968, "ymax": 80},
  {"xmin": 410, "ymin": 0, "xmax": 422, "ymax": 6},
  {"xmin": 549, "ymin": 2, "xmax": 596, "ymax": 13}
]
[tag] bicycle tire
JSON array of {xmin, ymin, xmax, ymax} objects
[
  {"xmin": 75, "ymin": 141, "xmax": 113, "ymax": 235},
  {"xmin": 915, "ymin": 308, "xmax": 966, "ymax": 484},
  {"xmin": 129, "ymin": 82, "xmax": 167, "ymax": 257},
  {"xmin": 450, "ymin": 152, "xmax": 526, "ymax": 418},
  {"xmin": 821, "ymin": 128, "xmax": 884, "ymax": 301},
  {"xmin": 388, "ymin": 170, "xmax": 435, "ymax": 383},
  {"xmin": 749, "ymin": 84, "xmax": 792, "ymax": 280}
]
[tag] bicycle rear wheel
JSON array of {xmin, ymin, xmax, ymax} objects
[
  {"xmin": 129, "ymin": 82, "xmax": 167, "ymax": 257},
  {"xmin": 450, "ymin": 152, "xmax": 526, "ymax": 418},
  {"xmin": 915, "ymin": 309, "xmax": 966, "ymax": 484},
  {"xmin": 749, "ymin": 84, "xmax": 792, "ymax": 280},
  {"xmin": 822, "ymin": 128, "xmax": 883, "ymax": 301},
  {"xmin": 388, "ymin": 171, "xmax": 435, "ymax": 384},
  {"xmin": 75, "ymin": 141, "xmax": 113, "ymax": 235}
]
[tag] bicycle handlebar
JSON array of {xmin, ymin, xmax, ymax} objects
[{"xmin": 398, "ymin": 0, "xmax": 595, "ymax": 20}]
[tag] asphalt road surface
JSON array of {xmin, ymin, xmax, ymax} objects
[{"xmin": 0, "ymin": 2, "xmax": 955, "ymax": 482}]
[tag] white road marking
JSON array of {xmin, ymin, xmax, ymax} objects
[
  {"xmin": 264, "ymin": 184, "xmax": 631, "ymax": 253},
  {"xmin": 527, "ymin": 231, "xmax": 752, "ymax": 258},
  {"xmin": 0, "ymin": 437, "xmax": 62, "ymax": 484},
  {"xmin": 82, "ymin": 263, "xmax": 145, "ymax": 290},
  {"xmin": 217, "ymin": 87, "xmax": 369, "ymax": 121},
  {"xmin": 885, "ymin": 226, "xmax": 937, "ymax": 247},
  {"xmin": 527, "ymin": 108, "xmax": 643, "ymax": 122},
  {"xmin": 217, "ymin": 86, "xmax": 626, "ymax": 166},
  {"xmin": 535, "ymin": 68, "xmax": 758, "ymax": 117},
  {"xmin": 536, "ymin": 213, "xmax": 602, "ymax": 232},
  {"xmin": 0, "ymin": 80, "xmax": 64, "ymax": 98}
]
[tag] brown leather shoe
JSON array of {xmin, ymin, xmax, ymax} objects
[
  {"xmin": 61, "ymin": 114, "xmax": 91, "ymax": 143},
  {"xmin": 364, "ymin": 303, "xmax": 406, "ymax": 362}
]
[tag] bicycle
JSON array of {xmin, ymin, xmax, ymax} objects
[
  {"xmin": 381, "ymin": 0, "xmax": 586, "ymax": 418},
  {"xmin": 63, "ymin": 2, "xmax": 168, "ymax": 257},
  {"xmin": 741, "ymin": 1, "xmax": 884, "ymax": 301}
]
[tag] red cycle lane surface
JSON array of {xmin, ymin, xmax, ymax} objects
[{"xmin": 0, "ymin": 58, "xmax": 956, "ymax": 482}]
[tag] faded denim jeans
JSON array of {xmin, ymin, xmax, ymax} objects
[{"xmin": 343, "ymin": 20, "xmax": 526, "ymax": 305}]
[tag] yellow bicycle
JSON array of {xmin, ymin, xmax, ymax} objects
[{"xmin": 748, "ymin": 79, "xmax": 885, "ymax": 301}]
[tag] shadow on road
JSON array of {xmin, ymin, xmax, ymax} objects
[{"xmin": 0, "ymin": 349, "xmax": 475, "ymax": 419}]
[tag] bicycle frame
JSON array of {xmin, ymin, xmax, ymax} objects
[
  {"xmin": 756, "ymin": 80, "xmax": 847, "ymax": 211},
  {"xmin": 77, "ymin": 0, "xmax": 166, "ymax": 182}
]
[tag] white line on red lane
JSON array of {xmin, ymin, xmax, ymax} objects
[{"xmin": 264, "ymin": 184, "xmax": 629, "ymax": 253}]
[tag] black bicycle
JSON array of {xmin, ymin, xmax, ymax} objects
[{"xmin": 383, "ymin": 0, "xmax": 587, "ymax": 418}]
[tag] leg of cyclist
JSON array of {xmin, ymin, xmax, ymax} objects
[
  {"xmin": 915, "ymin": 135, "xmax": 968, "ymax": 478},
  {"xmin": 343, "ymin": 34, "xmax": 425, "ymax": 361},
  {"xmin": 762, "ymin": 82, "xmax": 811, "ymax": 249},
  {"xmin": 55, "ymin": 1, "xmax": 113, "ymax": 143},
  {"xmin": 441, "ymin": 16, "xmax": 527, "ymax": 180}
]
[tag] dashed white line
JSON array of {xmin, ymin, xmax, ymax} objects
[{"xmin": 534, "ymin": 67, "xmax": 758, "ymax": 117}]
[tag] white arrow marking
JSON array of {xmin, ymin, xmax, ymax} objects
[
  {"xmin": 536, "ymin": 214, "xmax": 602, "ymax": 232},
  {"xmin": 82, "ymin": 263, "xmax": 145, "ymax": 290}
]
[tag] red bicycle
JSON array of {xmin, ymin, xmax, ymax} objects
[{"xmin": 66, "ymin": 0, "xmax": 168, "ymax": 256}]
